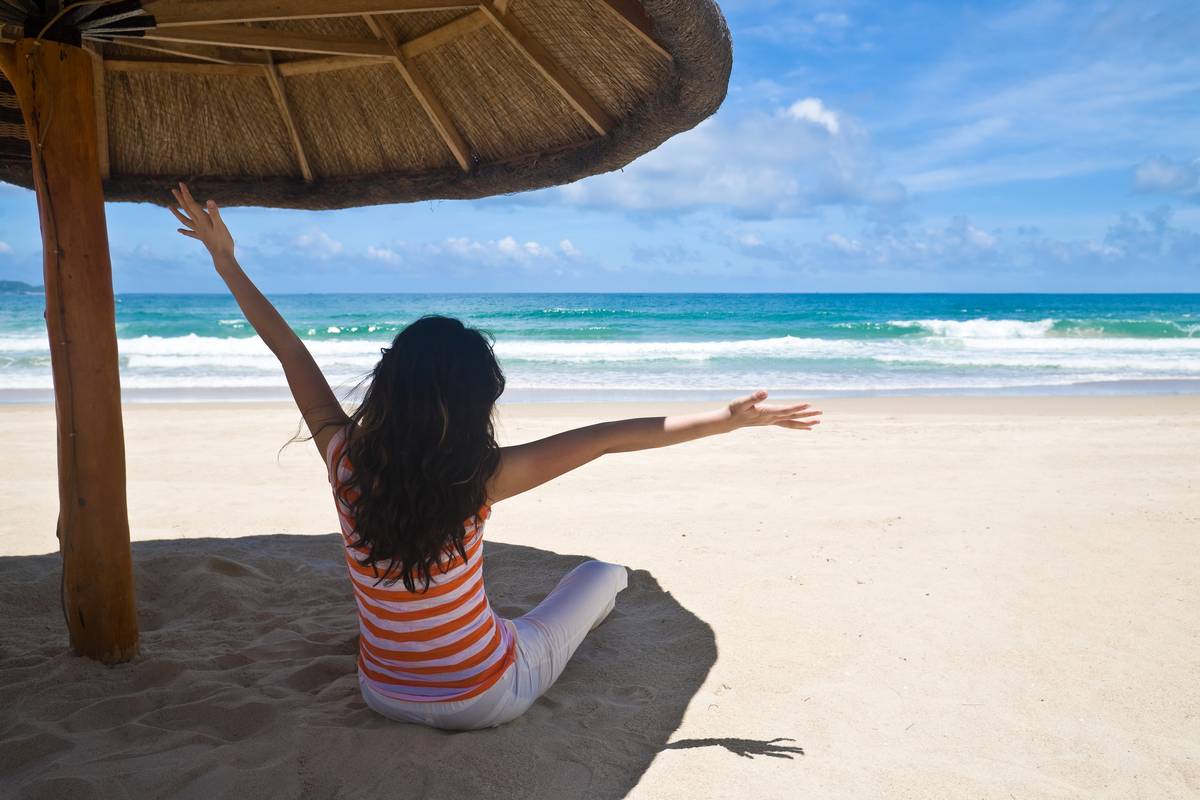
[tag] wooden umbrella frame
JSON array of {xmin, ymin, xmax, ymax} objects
[
  {"xmin": 0, "ymin": 0, "xmax": 678, "ymax": 664},
  {"xmin": 3, "ymin": 1, "xmax": 669, "ymax": 180}
]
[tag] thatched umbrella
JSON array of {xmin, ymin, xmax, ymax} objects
[{"xmin": 0, "ymin": 1, "xmax": 731, "ymax": 663}]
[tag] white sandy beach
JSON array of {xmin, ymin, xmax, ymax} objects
[{"xmin": 1, "ymin": 395, "xmax": 1198, "ymax": 799}]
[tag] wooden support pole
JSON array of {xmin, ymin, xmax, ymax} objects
[
  {"xmin": 0, "ymin": 40, "xmax": 138, "ymax": 664},
  {"xmin": 84, "ymin": 46, "xmax": 111, "ymax": 180}
]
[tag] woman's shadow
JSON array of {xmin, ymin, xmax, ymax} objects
[{"xmin": 0, "ymin": 534, "xmax": 747, "ymax": 799}]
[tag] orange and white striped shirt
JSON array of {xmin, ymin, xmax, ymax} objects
[{"xmin": 326, "ymin": 425, "xmax": 516, "ymax": 702}]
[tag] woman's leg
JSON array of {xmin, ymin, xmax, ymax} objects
[{"xmin": 504, "ymin": 560, "xmax": 629, "ymax": 716}]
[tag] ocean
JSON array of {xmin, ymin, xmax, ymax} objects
[{"xmin": 1, "ymin": 293, "xmax": 1198, "ymax": 403}]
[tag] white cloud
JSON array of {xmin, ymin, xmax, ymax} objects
[
  {"xmin": 0, "ymin": 240, "xmax": 12, "ymax": 254},
  {"xmin": 495, "ymin": 236, "xmax": 549, "ymax": 258},
  {"xmin": 433, "ymin": 235, "xmax": 561, "ymax": 265},
  {"xmin": 810, "ymin": 210, "xmax": 1200, "ymax": 282},
  {"xmin": 551, "ymin": 101, "xmax": 902, "ymax": 217},
  {"xmin": 813, "ymin": 11, "xmax": 851, "ymax": 29},
  {"xmin": 559, "ymin": 239, "xmax": 582, "ymax": 258},
  {"xmin": 966, "ymin": 225, "xmax": 997, "ymax": 249},
  {"xmin": 1133, "ymin": 156, "xmax": 1199, "ymax": 196},
  {"xmin": 825, "ymin": 233, "xmax": 863, "ymax": 254},
  {"xmin": 818, "ymin": 217, "xmax": 1004, "ymax": 267},
  {"xmin": 365, "ymin": 245, "xmax": 402, "ymax": 264},
  {"xmin": 739, "ymin": 7, "xmax": 871, "ymax": 53},
  {"xmin": 293, "ymin": 228, "xmax": 343, "ymax": 259},
  {"xmin": 785, "ymin": 97, "xmax": 840, "ymax": 135},
  {"xmin": 443, "ymin": 236, "xmax": 487, "ymax": 258}
]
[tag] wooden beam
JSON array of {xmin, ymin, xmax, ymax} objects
[
  {"xmin": 104, "ymin": 59, "xmax": 266, "ymax": 77},
  {"xmin": 480, "ymin": 2, "xmax": 613, "ymax": 135},
  {"xmin": 124, "ymin": 10, "xmax": 485, "ymax": 73},
  {"xmin": 103, "ymin": 39, "xmax": 250, "ymax": 65},
  {"xmin": 364, "ymin": 14, "xmax": 472, "ymax": 172},
  {"xmin": 145, "ymin": 0, "xmax": 475, "ymax": 27},
  {"xmin": 262, "ymin": 56, "xmax": 315, "ymax": 182},
  {"xmin": 595, "ymin": 0, "xmax": 672, "ymax": 61},
  {"xmin": 85, "ymin": 46, "xmax": 110, "ymax": 179},
  {"xmin": 275, "ymin": 55, "xmax": 390, "ymax": 76},
  {"xmin": 270, "ymin": 11, "xmax": 488, "ymax": 75},
  {"xmin": 0, "ymin": 40, "xmax": 138, "ymax": 664},
  {"xmin": 140, "ymin": 24, "xmax": 394, "ymax": 59},
  {"xmin": 402, "ymin": 9, "xmax": 488, "ymax": 59}
]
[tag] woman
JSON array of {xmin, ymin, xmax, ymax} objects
[{"xmin": 169, "ymin": 183, "xmax": 821, "ymax": 730}]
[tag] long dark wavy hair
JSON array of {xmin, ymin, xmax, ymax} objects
[{"xmin": 335, "ymin": 315, "xmax": 505, "ymax": 593}]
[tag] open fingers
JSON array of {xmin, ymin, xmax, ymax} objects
[
  {"xmin": 168, "ymin": 203, "xmax": 194, "ymax": 229},
  {"xmin": 773, "ymin": 418, "xmax": 820, "ymax": 430},
  {"xmin": 730, "ymin": 390, "xmax": 768, "ymax": 413},
  {"xmin": 777, "ymin": 410, "xmax": 822, "ymax": 420},
  {"xmin": 176, "ymin": 228, "xmax": 200, "ymax": 239},
  {"xmin": 178, "ymin": 182, "xmax": 206, "ymax": 220},
  {"xmin": 759, "ymin": 402, "xmax": 812, "ymax": 417},
  {"xmin": 170, "ymin": 188, "xmax": 202, "ymax": 223}
]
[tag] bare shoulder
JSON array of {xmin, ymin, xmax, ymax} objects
[{"xmin": 310, "ymin": 410, "xmax": 352, "ymax": 465}]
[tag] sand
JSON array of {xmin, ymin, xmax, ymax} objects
[{"xmin": 1, "ymin": 395, "xmax": 1198, "ymax": 799}]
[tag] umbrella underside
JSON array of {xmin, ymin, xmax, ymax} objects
[{"xmin": 0, "ymin": 0, "xmax": 730, "ymax": 208}]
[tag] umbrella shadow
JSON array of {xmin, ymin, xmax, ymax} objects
[{"xmin": 0, "ymin": 534, "xmax": 717, "ymax": 799}]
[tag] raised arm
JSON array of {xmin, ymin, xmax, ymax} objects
[
  {"xmin": 169, "ymin": 182, "xmax": 349, "ymax": 458},
  {"xmin": 487, "ymin": 391, "xmax": 821, "ymax": 503}
]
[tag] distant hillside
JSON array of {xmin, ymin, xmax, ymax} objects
[{"xmin": 0, "ymin": 280, "xmax": 43, "ymax": 294}]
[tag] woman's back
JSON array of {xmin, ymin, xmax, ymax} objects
[
  {"xmin": 169, "ymin": 191, "xmax": 815, "ymax": 729},
  {"xmin": 327, "ymin": 425, "xmax": 516, "ymax": 703}
]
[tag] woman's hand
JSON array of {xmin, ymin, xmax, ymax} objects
[
  {"xmin": 170, "ymin": 182, "xmax": 235, "ymax": 263},
  {"xmin": 725, "ymin": 391, "xmax": 822, "ymax": 431}
]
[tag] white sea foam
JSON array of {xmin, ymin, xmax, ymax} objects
[
  {"xmin": 2, "ymin": 328, "xmax": 1199, "ymax": 395},
  {"xmin": 493, "ymin": 336, "xmax": 854, "ymax": 362},
  {"xmin": 888, "ymin": 318, "xmax": 1058, "ymax": 338}
]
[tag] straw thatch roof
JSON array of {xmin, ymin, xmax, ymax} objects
[{"xmin": 0, "ymin": 0, "xmax": 731, "ymax": 209}]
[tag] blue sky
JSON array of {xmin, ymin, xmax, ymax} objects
[{"xmin": 1, "ymin": 0, "xmax": 1198, "ymax": 293}]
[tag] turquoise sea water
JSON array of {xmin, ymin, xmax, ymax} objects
[{"xmin": 1, "ymin": 293, "xmax": 1198, "ymax": 402}]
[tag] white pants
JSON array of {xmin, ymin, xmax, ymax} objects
[{"xmin": 359, "ymin": 559, "xmax": 629, "ymax": 731}]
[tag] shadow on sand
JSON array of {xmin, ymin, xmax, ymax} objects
[{"xmin": 0, "ymin": 534, "xmax": 718, "ymax": 799}]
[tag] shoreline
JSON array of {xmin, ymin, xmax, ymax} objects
[
  {"xmin": 2, "ymin": 377, "xmax": 1199, "ymax": 405},
  {"xmin": 0, "ymin": 391, "xmax": 1197, "ymax": 416}
]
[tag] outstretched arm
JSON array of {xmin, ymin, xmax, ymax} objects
[
  {"xmin": 487, "ymin": 391, "xmax": 820, "ymax": 503},
  {"xmin": 169, "ymin": 183, "xmax": 350, "ymax": 458}
]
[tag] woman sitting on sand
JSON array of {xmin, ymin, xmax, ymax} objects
[{"xmin": 169, "ymin": 183, "xmax": 821, "ymax": 730}]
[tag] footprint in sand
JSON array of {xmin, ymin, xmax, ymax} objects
[
  {"xmin": 204, "ymin": 556, "xmax": 262, "ymax": 578},
  {"xmin": 17, "ymin": 775, "xmax": 100, "ymax": 800},
  {"xmin": 138, "ymin": 697, "xmax": 279, "ymax": 743},
  {"xmin": 0, "ymin": 730, "xmax": 73, "ymax": 768},
  {"xmin": 281, "ymin": 656, "xmax": 354, "ymax": 694},
  {"xmin": 611, "ymin": 685, "xmax": 656, "ymax": 705}
]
